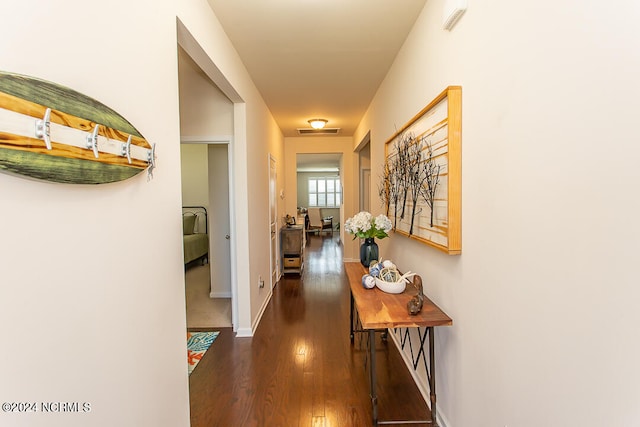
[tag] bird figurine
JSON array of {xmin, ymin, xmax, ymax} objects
[{"xmin": 407, "ymin": 275, "xmax": 424, "ymax": 315}]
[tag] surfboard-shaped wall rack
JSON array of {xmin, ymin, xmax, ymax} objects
[{"xmin": 0, "ymin": 71, "xmax": 156, "ymax": 184}]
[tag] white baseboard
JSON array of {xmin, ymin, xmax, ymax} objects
[
  {"xmin": 234, "ymin": 283, "xmax": 273, "ymax": 338},
  {"xmin": 250, "ymin": 289, "xmax": 272, "ymax": 333},
  {"xmin": 235, "ymin": 327, "xmax": 253, "ymax": 337},
  {"xmin": 388, "ymin": 330, "xmax": 451, "ymax": 427},
  {"xmin": 209, "ymin": 291, "xmax": 232, "ymax": 298}
]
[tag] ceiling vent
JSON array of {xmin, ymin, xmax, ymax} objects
[{"xmin": 297, "ymin": 128, "xmax": 341, "ymax": 135}]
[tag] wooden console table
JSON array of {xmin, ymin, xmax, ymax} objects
[{"xmin": 344, "ymin": 262, "xmax": 452, "ymax": 426}]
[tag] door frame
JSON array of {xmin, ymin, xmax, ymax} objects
[
  {"xmin": 360, "ymin": 168, "xmax": 371, "ymax": 213},
  {"xmin": 181, "ymin": 136, "xmax": 237, "ymax": 330},
  {"xmin": 268, "ymin": 153, "xmax": 279, "ymax": 289}
]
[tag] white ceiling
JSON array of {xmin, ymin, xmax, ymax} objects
[{"xmin": 206, "ymin": 0, "xmax": 427, "ymax": 137}]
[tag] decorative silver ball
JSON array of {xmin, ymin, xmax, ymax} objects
[
  {"xmin": 369, "ymin": 262, "xmax": 382, "ymax": 277},
  {"xmin": 382, "ymin": 259, "xmax": 396, "ymax": 270},
  {"xmin": 361, "ymin": 274, "xmax": 376, "ymax": 289}
]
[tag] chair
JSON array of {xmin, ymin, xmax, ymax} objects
[{"xmin": 306, "ymin": 208, "xmax": 333, "ymax": 236}]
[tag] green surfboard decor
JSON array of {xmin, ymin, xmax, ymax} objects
[{"xmin": 0, "ymin": 71, "xmax": 156, "ymax": 184}]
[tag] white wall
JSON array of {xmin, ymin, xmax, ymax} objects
[
  {"xmin": 355, "ymin": 1, "xmax": 640, "ymax": 426},
  {"xmin": 242, "ymin": 95, "xmax": 286, "ymax": 334},
  {"xmin": 0, "ymin": 0, "xmax": 283, "ymax": 426},
  {"xmin": 180, "ymin": 144, "xmax": 209, "ymax": 208},
  {"xmin": 178, "ymin": 47, "xmax": 234, "ymax": 137},
  {"xmin": 0, "ymin": 1, "xmax": 190, "ymax": 426}
]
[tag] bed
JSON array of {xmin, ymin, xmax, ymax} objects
[{"xmin": 183, "ymin": 206, "xmax": 209, "ymax": 265}]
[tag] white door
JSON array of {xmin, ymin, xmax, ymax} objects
[
  {"xmin": 208, "ymin": 145, "xmax": 232, "ymax": 298},
  {"xmin": 269, "ymin": 155, "xmax": 278, "ymax": 289}
]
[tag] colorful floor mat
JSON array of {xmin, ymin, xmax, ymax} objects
[{"xmin": 187, "ymin": 331, "xmax": 219, "ymax": 375}]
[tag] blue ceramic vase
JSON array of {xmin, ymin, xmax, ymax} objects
[{"xmin": 360, "ymin": 238, "xmax": 379, "ymax": 267}]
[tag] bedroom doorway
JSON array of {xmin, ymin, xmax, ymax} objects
[
  {"xmin": 180, "ymin": 140, "xmax": 233, "ymax": 329},
  {"xmin": 177, "ymin": 33, "xmax": 239, "ymax": 330}
]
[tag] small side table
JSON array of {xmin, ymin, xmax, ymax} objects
[{"xmin": 281, "ymin": 225, "xmax": 304, "ymax": 274}]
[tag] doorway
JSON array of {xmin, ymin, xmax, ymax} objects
[
  {"xmin": 178, "ymin": 19, "xmax": 251, "ymax": 334},
  {"xmin": 180, "ymin": 141, "xmax": 233, "ymax": 329},
  {"xmin": 177, "ymin": 42, "xmax": 235, "ymax": 329},
  {"xmin": 358, "ymin": 138, "xmax": 371, "ymax": 213},
  {"xmin": 296, "ymin": 153, "xmax": 343, "ymax": 237}
]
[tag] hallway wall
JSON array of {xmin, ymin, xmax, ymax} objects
[
  {"xmin": 0, "ymin": 1, "xmax": 283, "ymax": 426},
  {"xmin": 355, "ymin": 0, "xmax": 640, "ymax": 425}
]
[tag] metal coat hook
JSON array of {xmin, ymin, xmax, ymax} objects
[
  {"xmin": 86, "ymin": 124, "xmax": 99, "ymax": 158},
  {"xmin": 121, "ymin": 135, "xmax": 132, "ymax": 164},
  {"xmin": 35, "ymin": 108, "xmax": 52, "ymax": 150},
  {"xmin": 147, "ymin": 143, "xmax": 156, "ymax": 179}
]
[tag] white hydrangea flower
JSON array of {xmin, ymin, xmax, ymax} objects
[
  {"xmin": 344, "ymin": 217, "xmax": 355, "ymax": 234},
  {"xmin": 345, "ymin": 211, "xmax": 392, "ymax": 239},
  {"xmin": 352, "ymin": 211, "xmax": 372, "ymax": 233},
  {"xmin": 374, "ymin": 214, "xmax": 392, "ymax": 233}
]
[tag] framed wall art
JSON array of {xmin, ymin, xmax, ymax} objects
[{"xmin": 381, "ymin": 86, "xmax": 461, "ymax": 254}]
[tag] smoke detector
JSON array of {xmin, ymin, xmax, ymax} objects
[{"xmin": 443, "ymin": 0, "xmax": 467, "ymax": 30}]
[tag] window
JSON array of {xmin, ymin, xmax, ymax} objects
[{"xmin": 308, "ymin": 177, "xmax": 341, "ymax": 207}]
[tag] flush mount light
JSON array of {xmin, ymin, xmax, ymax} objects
[{"xmin": 308, "ymin": 119, "xmax": 328, "ymax": 129}]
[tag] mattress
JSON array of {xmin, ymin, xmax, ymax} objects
[{"xmin": 183, "ymin": 233, "xmax": 209, "ymax": 264}]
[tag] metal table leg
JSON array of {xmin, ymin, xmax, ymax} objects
[
  {"xmin": 428, "ymin": 326, "xmax": 437, "ymax": 425},
  {"xmin": 356, "ymin": 317, "xmax": 438, "ymax": 425},
  {"xmin": 369, "ymin": 328, "xmax": 378, "ymax": 426},
  {"xmin": 369, "ymin": 327, "xmax": 437, "ymax": 426},
  {"xmin": 350, "ymin": 291, "xmax": 355, "ymax": 342}
]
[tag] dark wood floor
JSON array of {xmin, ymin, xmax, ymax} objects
[{"xmin": 188, "ymin": 234, "xmax": 431, "ymax": 427}]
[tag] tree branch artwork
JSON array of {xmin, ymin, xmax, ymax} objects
[
  {"xmin": 419, "ymin": 139, "xmax": 441, "ymax": 228},
  {"xmin": 380, "ymin": 148, "xmax": 403, "ymax": 229},
  {"xmin": 379, "ymin": 86, "xmax": 462, "ymax": 254},
  {"xmin": 406, "ymin": 136, "xmax": 424, "ymax": 235},
  {"xmin": 388, "ymin": 156, "xmax": 403, "ymax": 229},
  {"xmin": 380, "ymin": 133, "xmax": 441, "ymax": 235},
  {"xmin": 394, "ymin": 133, "xmax": 414, "ymax": 221},
  {"xmin": 378, "ymin": 161, "xmax": 392, "ymax": 217}
]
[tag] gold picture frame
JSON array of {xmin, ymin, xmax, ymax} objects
[{"xmin": 383, "ymin": 86, "xmax": 461, "ymax": 254}]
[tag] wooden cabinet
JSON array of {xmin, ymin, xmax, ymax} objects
[{"xmin": 281, "ymin": 225, "xmax": 304, "ymax": 274}]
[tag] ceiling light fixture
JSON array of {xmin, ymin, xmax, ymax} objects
[{"xmin": 308, "ymin": 119, "xmax": 328, "ymax": 129}]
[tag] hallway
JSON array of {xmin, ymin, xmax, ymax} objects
[{"xmin": 188, "ymin": 234, "xmax": 430, "ymax": 426}]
